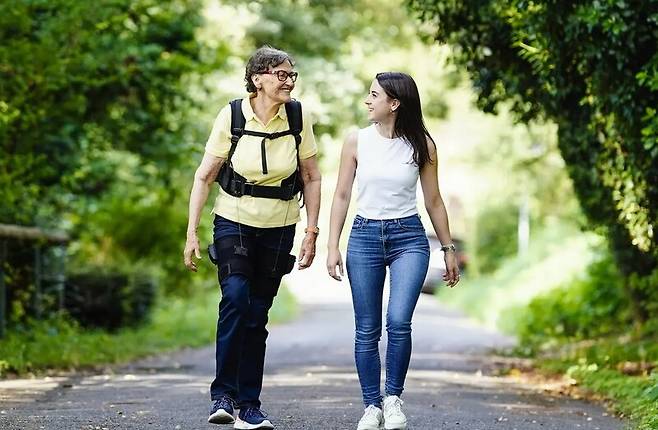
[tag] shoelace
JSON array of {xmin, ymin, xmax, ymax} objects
[
  {"xmin": 244, "ymin": 407, "xmax": 268, "ymax": 420},
  {"xmin": 384, "ymin": 398, "xmax": 403, "ymax": 417},
  {"xmin": 363, "ymin": 405, "xmax": 381, "ymax": 419},
  {"xmin": 215, "ymin": 397, "xmax": 233, "ymax": 409}
]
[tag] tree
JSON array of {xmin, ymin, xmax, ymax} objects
[
  {"xmin": 0, "ymin": 0, "xmax": 222, "ymax": 322},
  {"xmin": 407, "ymin": 0, "xmax": 658, "ymax": 322}
]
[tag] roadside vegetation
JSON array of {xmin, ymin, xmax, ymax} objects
[
  {"xmin": 2, "ymin": 3, "xmax": 657, "ymax": 427},
  {"xmin": 0, "ymin": 286, "xmax": 297, "ymax": 377}
]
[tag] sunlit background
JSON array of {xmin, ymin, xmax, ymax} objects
[{"xmin": 1, "ymin": 2, "xmax": 657, "ymax": 426}]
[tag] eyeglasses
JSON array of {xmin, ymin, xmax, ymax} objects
[{"xmin": 259, "ymin": 70, "xmax": 298, "ymax": 83}]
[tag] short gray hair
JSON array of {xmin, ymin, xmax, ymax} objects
[{"xmin": 244, "ymin": 46, "xmax": 295, "ymax": 93}]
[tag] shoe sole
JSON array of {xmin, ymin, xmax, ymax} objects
[
  {"xmin": 233, "ymin": 418, "xmax": 274, "ymax": 429},
  {"xmin": 356, "ymin": 424, "xmax": 383, "ymax": 430},
  {"xmin": 384, "ymin": 423, "xmax": 407, "ymax": 430},
  {"xmin": 208, "ymin": 409, "xmax": 235, "ymax": 424}
]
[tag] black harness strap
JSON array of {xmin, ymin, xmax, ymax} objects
[
  {"xmin": 227, "ymin": 98, "xmax": 244, "ymax": 162},
  {"xmin": 217, "ymin": 99, "xmax": 304, "ymax": 201},
  {"xmin": 235, "ymin": 128, "xmax": 295, "ymax": 175}
]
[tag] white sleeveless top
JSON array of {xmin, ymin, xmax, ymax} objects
[{"xmin": 355, "ymin": 125, "xmax": 419, "ymax": 219}]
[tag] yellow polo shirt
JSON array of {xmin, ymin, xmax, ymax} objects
[{"xmin": 204, "ymin": 96, "xmax": 317, "ymax": 228}]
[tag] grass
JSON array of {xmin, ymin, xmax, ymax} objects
[
  {"xmin": 437, "ymin": 221, "xmax": 601, "ymax": 330},
  {"xmin": 534, "ymin": 336, "xmax": 658, "ymax": 430},
  {"xmin": 0, "ymin": 285, "xmax": 298, "ymax": 377},
  {"xmin": 433, "ymin": 221, "xmax": 658, "ymax": 429}
]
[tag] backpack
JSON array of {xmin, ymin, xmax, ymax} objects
[{"xmin": 216, "ymin": 98, "xmax": 304, "ymax": 203}]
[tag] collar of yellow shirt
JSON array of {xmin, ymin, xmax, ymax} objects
[{"xmin": 242, "ymin": 94, "xmax": 289, "ymax": 125}]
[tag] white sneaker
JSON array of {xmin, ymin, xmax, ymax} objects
[
  {"xmin": 383, "ymin": 396, "xmax": 407, "ymax": 430},
  {"xmin": 357, "ymin": 404, "xmax": 384, "ymax": 430}
]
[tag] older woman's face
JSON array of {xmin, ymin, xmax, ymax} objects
[{"xmin": 254, "ymin": 60, "xmax": 296, "ymax": 104}]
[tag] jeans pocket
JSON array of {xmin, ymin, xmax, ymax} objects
[{"xmin": 397, "ymin": 214, "xmax": 424, "ymax": 231}]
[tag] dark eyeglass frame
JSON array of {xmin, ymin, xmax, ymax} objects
[{"xmin": 259, "ymin": 70, "xmax": 299, "ymax": 83}]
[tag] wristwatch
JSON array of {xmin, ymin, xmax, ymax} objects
[
  {"xmin": 304, "ymin": 226, "xmax": 320, "ymax": 234},
  {"xmin": 440, "ymin": 243, "xmax": 456, "ymax": 253}
]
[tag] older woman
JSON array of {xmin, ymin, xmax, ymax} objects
[{"xmin": 184, "ymin": 46, "xmax": 321, "ymax": 429}]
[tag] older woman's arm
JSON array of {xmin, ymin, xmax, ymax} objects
[
  {"xmin": 297, "ymin": 155, "xmax": 322, "ymax": 269},
  {"xmin": 184, "ymin": 152, "xmax": 225, "ymax": 272}
]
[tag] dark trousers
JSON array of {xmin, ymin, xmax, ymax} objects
[{"xmin": 210, "ymin": 216, "xmax": 295, "ymax": 409}]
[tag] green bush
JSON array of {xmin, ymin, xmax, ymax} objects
[
  {"xmin": 64, "ymin": 270, "xmax": 156, "ymax": 330},
  {"xmin": 472, "ymin": 204, "xmax": 521, "ymax": 274},
  {"xmin": 514, "ymin": 254, "xmax": 632, "ymax": 348},
  {"xmin": 0, "ymin": 0, "xmax": 219, "ymax": 324},
  {"xmin": 0, "ymin": 285, "xmax": 298, "ymax": 376},
  {"xmin": 408, "ymin": 0, "xmax": 658, "ymax": 326},
  {"xmin": 628, "ymin": 268, "xmax": 658, "ymax": 328}
]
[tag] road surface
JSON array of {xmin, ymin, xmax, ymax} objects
[{"xmin": 0, "ymin": 255, "xmax": 623, "ymax": 429}]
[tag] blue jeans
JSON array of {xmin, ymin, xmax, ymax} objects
[
  {"xmin": 210, "ymin": 216, "xmax": 295, "ymax": 408},
  {"xmin": 346, "ymin": 214, "xmax": 430, "ymax": 407}
]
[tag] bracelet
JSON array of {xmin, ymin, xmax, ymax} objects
[
  {"xmin": 304, "ymin": 226, "xmax": 320, "ymax": 234},
  {"xmin": 440, "ymin": 243, "xmax": 456, "ymax": 253}
]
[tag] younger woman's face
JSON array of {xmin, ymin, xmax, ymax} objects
[{"xmin": 365, "ymin": 79, "xmax": 397, "ymax": 122}]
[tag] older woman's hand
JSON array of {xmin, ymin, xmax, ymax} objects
[
  {"xmin": 183, "ymin": 233, "xmax": 202, "ymax": 272},
  {"xmin": 297, "ymin": 232, "xmax": 317, "ymax": 269}
]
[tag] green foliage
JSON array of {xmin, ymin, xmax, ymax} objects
[
  {"xmin": 509, "ymin": 254, "xmax": 658, "ymax": 428},
  {"xmin": 456, "ymin": 117, "xmax": 581, "ymax": 275},
  {"xmin": 472, "ymin": 204, "xmax": 519, "ymax": 273},
  {"xmin": 533, "ymin": 350, "xmax": 658, "ymax": 430},
  {"xmin": 439, "ymin": 221, "xmax": 598, "ymax": 328},
  {"xmin": 0, "ymin": 285, "xmax": 298, "ymax": 376},
  {"xmin": 0, "ymin": 0, "xmax": 213, "ymax": 225},
  {"xmin": 568, "ymin": 367, "xmax": 658, "ymax": 430},
  {"xmin": 512, "ymin": 254, "xmax": 632, "ymax": 348},
  {"xmin": 64, "ymin": 270, "xmax": 156, "ymax": 330},
  {"xmin": 68, "ymin": 150, "xmax": 206, "ymax": 296},
  {"xmin": 0, "ymin": 0, "xmax": 224, "ymax": 325},
  {"xmin": 240, "ymin": 0, "xmax": 442, "ymax": 137},
  {"xmin": 628, "ymin": 268, "xmax": 658, "ymax": 322},
  {"xmin": 407, "ymin": 0, "xmax": 658, "ymax": 321}
]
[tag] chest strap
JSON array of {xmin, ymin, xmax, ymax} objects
[{"xmin": 216, "ymin": 99, "xmax": 304, "ymax": 201}]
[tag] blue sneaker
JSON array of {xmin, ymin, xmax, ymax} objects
[
  {"xmin": 208, "ymin": 396, "xmax": 235, "ymax": 425},
  {"xmin": 234, "ymin": 407, "xmax": 274, "ymax": 429}
]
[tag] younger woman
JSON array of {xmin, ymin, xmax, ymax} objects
[{"xmin": 326, "ymin": 72, "xmax": 460, "ymax": 430}]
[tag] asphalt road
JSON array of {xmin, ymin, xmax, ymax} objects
[{"xmin": 0, "ymin": 257, "xmax": 623, "ymax": 430}]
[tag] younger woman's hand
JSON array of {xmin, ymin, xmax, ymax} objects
[
  {"xmin": 326, "ymin": 247, "xmax": 344, "ymax": 281},
  {"xmin": 443, "ymin": 252, "xmax": 460, "ymax": 287}
]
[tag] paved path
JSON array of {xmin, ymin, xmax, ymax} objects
[{"xmin": 0, "ymin": 255, "xmax": 623, "ymax": 429}]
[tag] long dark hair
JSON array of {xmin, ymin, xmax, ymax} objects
[{"xmin": 375, "ymin": 72, "xmax": 436, "ymax": 168}]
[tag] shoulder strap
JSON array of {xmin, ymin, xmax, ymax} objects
[
  {"xmin": 284, "ymin": 100, "xmax": 303, "ymax": 148},
  {"xmin": 284, "ymin": 99, "xmax": 305, "ymax": 208},
  {"xmin": 227, "ymin": 98, "xmax": 245, "ymax": 163}
]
